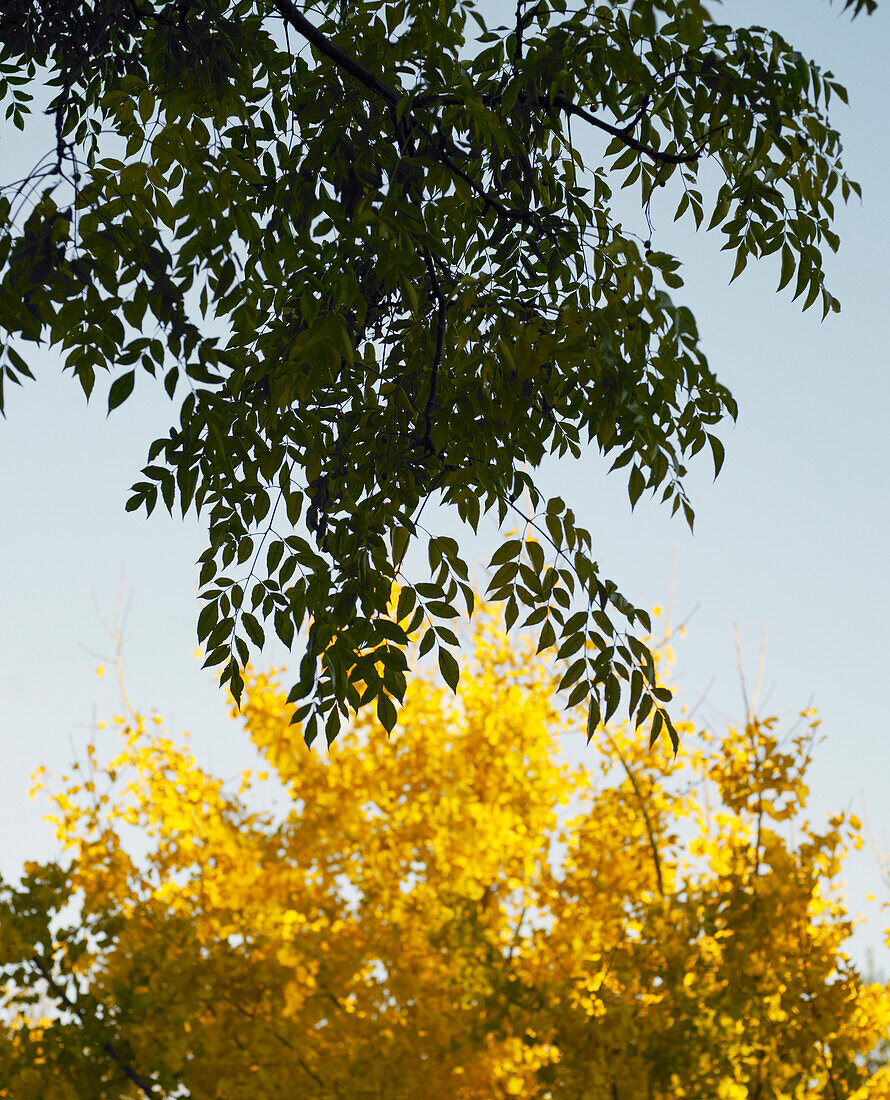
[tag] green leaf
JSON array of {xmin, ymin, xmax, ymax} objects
[
  {"xmin": 729, "ymin": 247, "xmax": 748, "ymax": 284},
  {"xmin": 559, "ymin": 658, "xmax": 586, "ymax": 693},
  {"xmin": 266, "ymin": 541, "xmax": 284, "ymax": 574},
  {"xmin": 241, "ymin": 612, "xmax": 265, "ymax": 648},
  {"xmin": 197, "ymin": 602, "xmax": 216, "ymax": 642},
  {"xmin": 225, "ymin": 658, "xmax": 244, "ymax": 709},
  {"xmin": 392, "ymin": 525, "xmax": 410, "ymax": 565},
  {"xmin": 707, "ymin": 434, "xmax": 725, "ymax": 478},
  {"xmin": 777, "ymin": 244, "xmax": 795, "ymax": 293},
  {"xmin": 107, "ymin": 370, "xmax": 135, "ymax": 413},
  {"xmin": 557, "ymin": 632, "xmax": 584, "ymax": 660},
  {"xmin": 603, "ymin": 674, "xmax": 621, "ymax": 722},
  {"xmin": 526, "ymin": 539, "xmax": 545, "ymax": 574},
  {"xmin": 628, "ymin": 668, "xmax": 644, "ymax": 718},
  {"xmin": 586, "ymin": 696, "xmax": 600, "ymax": 742},
  {"xmin": 274, "ymin": 609, "xmax": 295, "ymax": 648},
  {"xmin": 524, "ymin": 606, "xmax": 549, "ymax": 628},
  {"xmin": 427, "ymin": 601, "xmax": 459, "ymax": 618},
  {"xmin": 649, "ymin": 708, "xmax": 664, "ymax": 747},
  {"xmin": 163, "ymin": 367, "xmax": 179, "ymax": 398},
  {"xmin": 683, "ymin": 501, "xmax": 695, "ymax": 532},
  {"xmin": 537, "ymin": 517, "xmax": 560, "ymax": 560},
  {"xmin": 376, "ymin": 692, "xmax": 398, "ymax": 733},
  {"xmin": 628, "ymin": 466, "xmax": 645, "ymax": 509},
  {"xmin": 396, "ymin": 585, "xmax": 416, "ymax": 623},
  {"xmin": 537, "ymin": 619, "xmax": 556, "ymax": 652},
  {"xmin": 376, "ymin": 619, "xmax": 408, "ymax": 645},
  {"xmin": 438, "ymin": 648, "xmax": 460, "ymax": 692},
  {"xmin": 489, "ymin": 539, "xmax": 522, "ymax": 568},
  {"xmin": 634, "ymin": 694, "xmax": 653, "ymax": 729}
]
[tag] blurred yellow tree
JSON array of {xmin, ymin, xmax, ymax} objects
[{"xmin": 1, "ymin": 612, "xmax": 888, "ymax": 1099}]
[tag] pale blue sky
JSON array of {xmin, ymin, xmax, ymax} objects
[{"xmin": 1, "ymin": 0, "xmax": 888, "ymax": 967}]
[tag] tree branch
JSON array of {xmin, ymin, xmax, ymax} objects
[
  {"xmin": 270, "ymin": 0, "xmax": 400, "ymax": 108},
  {"xmin": 218, "ymin": 991, "xmax": 327, "ymax": 1088},
  {"xmin": 514, "ymin": 0, "xmax": 543, "ymax": 66},
  {"xmin": 29, "ymin": 954, "xmax": 160, "ymax": 1098},
  {"xmin": 265, "ymin": 4, "xmax": 581, "ymax": 242},
  {"xmin": 552, "ymin": 94, "xmax": 721, "ymax": 166},
  {"xmin": 601, "ymin": 732, "xmax": 665, "ymax": 898}
]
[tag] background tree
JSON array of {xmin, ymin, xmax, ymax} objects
[
  {"xmin": 0, "ymin": 0, "xmax": 877, "ymax": 742},
  {"xmin": 1, "ymin": 612, "xmax": 889, "ymax": 1098}
]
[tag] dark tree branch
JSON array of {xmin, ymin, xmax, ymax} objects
[
  {"xmin": 270, "ymin": 0, "xmax": 400, "ymax": 108},
  {"xmin": 218, "ymin": 991, "xmax": 328, "ymax": 1088},
  {"xmin": 427, "ymin": 142, "xmax": 534, "ymax": 226},
  {"xmin": 266, "ymin": 1, "xmax": 719, "ymax": 243},
  {"xmin": 621, "ymin": 95, "xmax": 650, "ymax": 138},
  {"xmin": 268, "ymin": 2, "xmax": 537, "ymax": 227},
  {"xmin": 29, "ymin": 954, "xmax": 160, "ymax": 1099},
  {"xmin": 553, "ymin": 94, "xmax": 724, "ymax": 165},
  {"xmin": 514, "ymin": 0, "xmax": 542, "ymax": 66},
  {"xmin": 101, "ymin": 1042, "xmax": 161, "ymax": 1099}
]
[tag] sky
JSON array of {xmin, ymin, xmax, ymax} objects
[{"xmin": 1, "ymin": 0, "xmax": 888, "ymax": 968}]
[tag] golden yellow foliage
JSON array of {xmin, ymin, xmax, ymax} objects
[{"xmin": 1, "ymin": 612, "xmax": 888, "ymax": 1098}]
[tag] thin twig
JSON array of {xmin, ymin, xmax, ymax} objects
[
  {"xmin": 602, "ymin": 730, "xmax": 665, "ymax": 898},
  {"xmin": 751, "ymin": 621, "xmax": 767, "ymax": 713},
  {"xmin": 734, "ymin": 622, "xmax": 750, "ymax": 723},
  {"xmin": 420, "ymin": 245, "xmax": 447, "ymax": 455}
]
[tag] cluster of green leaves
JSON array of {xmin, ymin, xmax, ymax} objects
[
  {"xmin": 0, "ymin": 861, "xmax": 159, "ymax": 1097},
  {"xmin": 0, "ymin": 0, "xmax": 871, "ymax": 745}
]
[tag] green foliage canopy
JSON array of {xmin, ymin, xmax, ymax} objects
[{"xmin": 0, "ymin": 0, "xmax": 875, "ymax": 745}]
